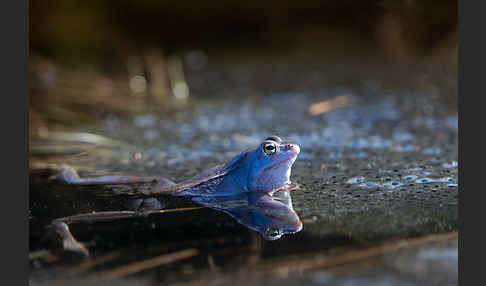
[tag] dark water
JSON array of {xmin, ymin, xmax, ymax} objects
[{"xmin": 29, "ymin": 46, "xmax": 457, "ymax": 285}]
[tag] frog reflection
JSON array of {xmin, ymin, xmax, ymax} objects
[
  {"xmin": 192, "ymin": 190, "xmax": 302, "ymax": 240},
  {"xmin": 50, "ymin": 136, "xmax": 302, "ymax": 255}
]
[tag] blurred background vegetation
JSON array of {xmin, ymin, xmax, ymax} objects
[{"xmin": 29, "ymin": 0, "xmax": 457, "ymax": 137}]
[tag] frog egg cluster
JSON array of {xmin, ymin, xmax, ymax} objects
[{"xmin": 345, "ymin": 173, "xmax": 457, "ymax": 190}]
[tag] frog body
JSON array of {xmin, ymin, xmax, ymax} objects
[{"xmin": 55, "ymin": 136, "xmax": 300, "ymax": 198}]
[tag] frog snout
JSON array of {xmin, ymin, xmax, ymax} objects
[{"xmin": 283, "ymin": 143, "xmax": 300, "ymax": 155}]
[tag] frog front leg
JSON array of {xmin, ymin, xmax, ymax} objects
[{"xmin": 268, "ymin": 182, "xmax": 300, "ymax": 195}]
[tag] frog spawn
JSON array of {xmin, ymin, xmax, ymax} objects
[{"xmin": 345, "ymin": 174, "xmax": 457, "ymax": 190}]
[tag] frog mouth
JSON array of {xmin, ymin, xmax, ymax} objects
[{"xmin": 263, "ymin": 152, "xmax": 298, "ymax": 171}]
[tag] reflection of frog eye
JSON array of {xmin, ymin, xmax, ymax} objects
[
  {"xmin": 265, "ymin": 227, "xmax": 282, "ymax": 239},
  {"xmin": 265, "ymin": 136, "xmax": 283, "ymax": 143},
  {"xmin": 262, "ymin": 142, "xmax": 278, "ymax": 155}
]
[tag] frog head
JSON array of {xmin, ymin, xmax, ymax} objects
[{"xmin": 223, "ymin": 136, "xmax": 300, "ymax": 193}]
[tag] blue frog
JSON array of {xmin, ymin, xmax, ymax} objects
[
  {"xmin": 49, "ymin": 136, "xmax": 302, "ymax": 255},
  {"xmin": 54, "ymin": 135, "xmax": 300, "ymax": 196}
]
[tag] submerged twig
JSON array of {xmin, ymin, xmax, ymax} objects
[
  {"xmin": 171, "ymin": 232, "xmax": 457, "ymax": 286},
  {"xmin": 148, "ymin": 206, "xmax": 205, "ymax": 215},
  {"xmin": 68, "ymin": 251, "xmax": 122, "ymax": 276},
  {"xmin": 308, "ymin": 95, "xmax": 352, "ymax": 115},
  {"xmin": 85, "ymin": 248, "xmax": 199, "ymax": 283},
  {"xmin": 261, "ymin": 231, "xmax": 458, "ymax": 276}
]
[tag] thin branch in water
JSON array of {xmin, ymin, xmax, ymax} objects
[{"xmin": 85, "ymin": 248, "xmax": 199, "ymax": 283}]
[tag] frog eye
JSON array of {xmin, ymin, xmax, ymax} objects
[
  {"xmin": 262, "ymin": 141, "xmax": 278, "ymax": 156},
  {"xmin": 264, "ymin": 136, "xmax": 283, "ymax": 143}
]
